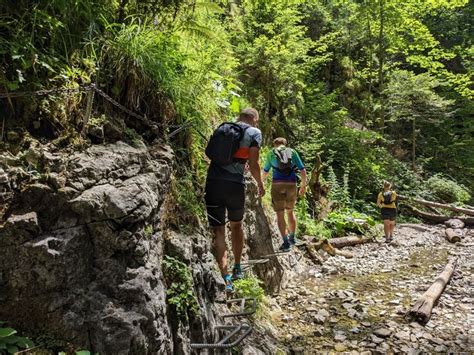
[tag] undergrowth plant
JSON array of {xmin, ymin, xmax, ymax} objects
[
  {"xmin": 324, "ymin": 209, "xmax": 376, "ymax": 237},
  {"xmin": 162, "ymin": 256, "xmax": 199, "ymax": 321},
  {"xmin": 0, "ymin": 323, "xmax": 34, "ymax": 354},
  {"xmin": 233, "ymin": 276, "xmax": 266, "ymax": 317}
]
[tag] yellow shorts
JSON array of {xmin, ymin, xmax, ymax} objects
[{"xmin": 271, "ymin": 183, "xmax": 297, "ymax": 211}]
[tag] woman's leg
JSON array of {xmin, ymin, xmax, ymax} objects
[
  {"xmin": 390, "ymin": 219, "xmax": 396, "ymax": 238},
  {"xmin": 383, "ymin": 219, "xmax": 390, "ymax": 239}
]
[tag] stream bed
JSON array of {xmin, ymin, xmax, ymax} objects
[{"xmin": 267, "ymin": 224, "xmax": 473, "ymax": 353}]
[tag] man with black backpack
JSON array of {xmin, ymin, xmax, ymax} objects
[
  {"xmin": 377, "ymin": 180, "xmax": 398, "ymax": 242},
  {"xmin": 263, "ymin": 137, "xmax": 306, "ymax": 251},
  {"xmin": 204, "ymin": 108, "xmax": 264, "ymax": 293}
]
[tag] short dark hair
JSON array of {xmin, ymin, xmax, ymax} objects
[
  {"xmin": 273, "ymin": 137, "xmax": 287, "ymax": 146},
  {"xmin": 239, "ymin": 108, "xmax": 258, "ymax": 121}
]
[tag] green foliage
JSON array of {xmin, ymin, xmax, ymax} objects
[
  {"xmin": 233, "ymin": 276, "xmax": 266, "ymax": 316},
  {"xmin": 162, "ymin": 256, "xmax": 199, "ymax": 320},
  {"xmin": 172, "ymin": 171, "xmax": 205, "ymax": 233},
  {"xmin": 324, "ymin": 209, "xmax": 376, "ymax": 238},
  {"xmin": 0, "ymin": 323, "xmax": 34, "ymax": 354},
  {"xmin": 423, "ymin": 175, "xmax": 471, "ymax": 204},
  {"xmin": 144, "ymin": 224, "xmax": 154, "ymax": 237},
  {"xmin": 295, "ymin": 197, "xmax": 331, "ymax": 238}
]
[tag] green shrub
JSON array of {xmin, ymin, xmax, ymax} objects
[
  {"xmin": 423, "ymin": 175, "xmax": 471, "ymax": 203},
  {"xmin": 233, "ymin": 276, "xmax": 266, "ymax": 315},
  {"xmin": 162, "ymin": 256, "xmax": 199, "ymax": 320},
  {"xmin": 0, "ymin": 323, "xmax": 34, "ymax": 354},
  {"xmin": 324, "ymin": 209, "xmax": 376, "ymax": 237}
]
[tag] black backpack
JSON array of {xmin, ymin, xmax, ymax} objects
[
  {"xmin": 273, "ymin": 147, "xmax": 294, "ymax": 175},
  {"xmin": 205, "ymin": 122, "xmax": 248, "ymax": 166},
  {"xmin": 383, "ymin": 191, "xmax": 393, "ymax": 205}
]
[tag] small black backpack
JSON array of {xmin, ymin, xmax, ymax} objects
[
  {"xmin": 273, "ymin": 147, "xmax": 294, "ymax": 175},
  {"xmin": 383, "ymin": 191, "xmax": 393, "ymax": 205},
  {"xmin": 205, "ymin": 122, "xmax": 248, "ymax": 166}
]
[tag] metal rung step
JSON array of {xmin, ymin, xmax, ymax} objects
[
  {"xmin": 240, "ymin": 258, "xmax": 269, "ymax": 268},
  {"xmin": 222, "ymin": 297, "xmax": 257, "ymax": 318},
  {"xmin": 261, "ymin": 250, "xmax": 291, "ymax": 258},
  {"xmin": 190, "ymin": 324, "xmax": 253, "ymax": 349}
]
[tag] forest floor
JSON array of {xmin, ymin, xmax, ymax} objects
[{"xmin": 266, "ymin": 224, "xmax": 473, "ymax": 354}]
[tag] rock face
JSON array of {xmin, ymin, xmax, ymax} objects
[{"xmin": 0, "ymin": 141, "xmax": 221, "ymax": 354}]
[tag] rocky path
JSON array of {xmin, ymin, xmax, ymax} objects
[{"xmin": 266, "ymin": 225, "xmax": 473, "ymax": 353}]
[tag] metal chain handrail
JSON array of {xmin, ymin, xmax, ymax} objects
[{"xmin": 0, "ymin": 84, "xmax": 192, "ymax": 131}]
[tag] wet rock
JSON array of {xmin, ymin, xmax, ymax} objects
[
  {"xmin": 371, "ymin": 335, "xmax": 384, "ymax": 344},
  {"xmin": 313, "ymin": 328, "xmax": 324, "ymax": 337},
  {"xmin": 334, "ymin": 332, "xmax": 346, "ymax": 342},
  {"xmin": 430, "ymin": 337, "xmax": 444, "ymax": 345},
  {"xmin": 373, "ymin": 328, "xmax": 391, "ymax": 338},
  {"xmin": 394, "ymin": 331, "xmax": 410, "ymax": 341},
  {"xmin": 334, "ymin": 343, "xmax": 347, "ymax": 352},
  {"xmin": 445, "ymin": 219, "xmax": 465, "ymax": 229}
]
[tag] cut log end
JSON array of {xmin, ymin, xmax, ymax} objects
[{"xmin": 445, "ymin": 228, "xmax": 461, "ymax": 243}]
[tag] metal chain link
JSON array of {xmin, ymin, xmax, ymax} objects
[
  {"xmin": 0, "ymin": 85, "xmax": 94, "ymax": 99},
  {"xmin": 0, "ymin": 83, "xmax": 203, "ymax": 136}
]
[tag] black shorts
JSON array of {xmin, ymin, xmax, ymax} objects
[
  {"xmin": 381, "ymin": 207, "xmax": 397, "ymax": 221},
  {"xmin": 205, "ymin": 179, "xmax": 245, "ymax": 227}
]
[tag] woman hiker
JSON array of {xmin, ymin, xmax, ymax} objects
[{"xmin": 377, "ymin": 180, "xmax": 397, "ymax": 242}]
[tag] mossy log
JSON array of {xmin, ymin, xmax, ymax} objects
[
  {"xmin": 328, "ymin": 236, "xmax": 373, "ymax": 249},
  {"xmin": 405, "ymin": 205, "xmax": 474, "ymax": 225},
  {"xmin": 444, "ymin": 228, "xmax": 461, "ymax": 243},
  {"xmin": 398, "ymin": 195, "xmax": 474, "ymax": 216},
  {"xmin": 409, "ymin": 259, "xmax": 457, "ymax": 324}
]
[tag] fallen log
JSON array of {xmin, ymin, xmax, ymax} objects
[
  {"xmin": 444, "ymin": 228, "xmax": 461, "ymax": 243},
  {"xmin": 399, "ymin": 195, "xmax": 474, "ymax": 216},
  {"xmin": 302, "ymin": 235, "xmax": 373, "ymax": 249},
  {"xmin": 328, "ymin": 236, "xmax": 373, "ymax": 249},
  {"xmin": 334, "ymin": 249, "xmax": 354, "ymax": 258},
  {"xmin": 405, "ymin": 206, "xmax": 474, "ymax": 225},
  {"xmin": 397, "ymin": 223, "xmax": 432, "ymax": 233},
  {"xmin": 409, "ymin": 259, "xmax": 457, "ymax": 324},
  {"xmin": 305, "ymin": 245, "xmax": 325, "ymax": 264}
]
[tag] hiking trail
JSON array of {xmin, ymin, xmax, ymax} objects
[{"xmin": 263, "ymin": 224, "xmax": 473, "ymax": 353}]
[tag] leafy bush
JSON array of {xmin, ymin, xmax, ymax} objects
[
  {"xmin": 295, "ymin": 197, "xmax": 331, "ymax": 238},
  {"xmin": 233, "ymin": 276, "xmax": 266, "ymax": 316},
  {"xmin": 423, "ymin": 175, "xmax": 471, "ymax": 204},
  {"xmin": 0, "ymin": 323, "xmax": 34, "ymax": 354},
  {"xmin": 162, "ymin": 256, "xmax": 199, "ymax": 320},
  {"xmin": 324, "ymin": 209, "xmax": 376, "ymax": 237}
]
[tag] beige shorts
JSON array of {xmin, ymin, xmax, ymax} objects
[{"xmin": 271, "ymin": 183, "xmax": 297, "ymax": 211}]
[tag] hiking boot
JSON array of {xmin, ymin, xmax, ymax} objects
[
  {"xmin": 279, "ymin": 240, "xmax": 291, "ymax": 252},
  {"xmin": 224, "ymin": 278, "xmax": 234, "ymax": 294},
  {"xmin": 385, "ymin": 236, "xmax": 392, "ymax": 243},
  {"xmin": 232, "ymin": 266, "xmax": 244, "ymax": 281},
  {"xmin": 289, "ymin": 235, "xmax": 297, "ymax": 246}
]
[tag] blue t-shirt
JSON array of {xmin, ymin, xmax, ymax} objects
[
  {"xmin": 263, "ymin": 147, "xmax": 305, "ymax": 183},
  {"xmin": 207, "ymin": 122, "xmax": 262, "ymax": 185}
]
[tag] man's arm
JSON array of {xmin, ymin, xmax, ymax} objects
[
  {"xmin": 248, "ymin": 146, "xmax": 265, "ymax": 197},
  {"xmin": 262, "ymin": 150, "xmax": 271, "ymax": 181},
  {"xmin": 299, "ymin": 169, "xmax": 307, "ymax": 196},
  {"xmin": 293, "ymin": 150, "xmax": 307, "ymax": 196}
]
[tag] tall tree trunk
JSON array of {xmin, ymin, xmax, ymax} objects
[
  {"xmin": 377, "ymin": 0, "xmax": 385, "ymax": 131},
  {"xmin": 366, "ymin": 0, "xmax": 375, "ymax": 126},
  {"xmin": 412, "ymin": 117, "xmax": 416, "ymax": 170}
]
